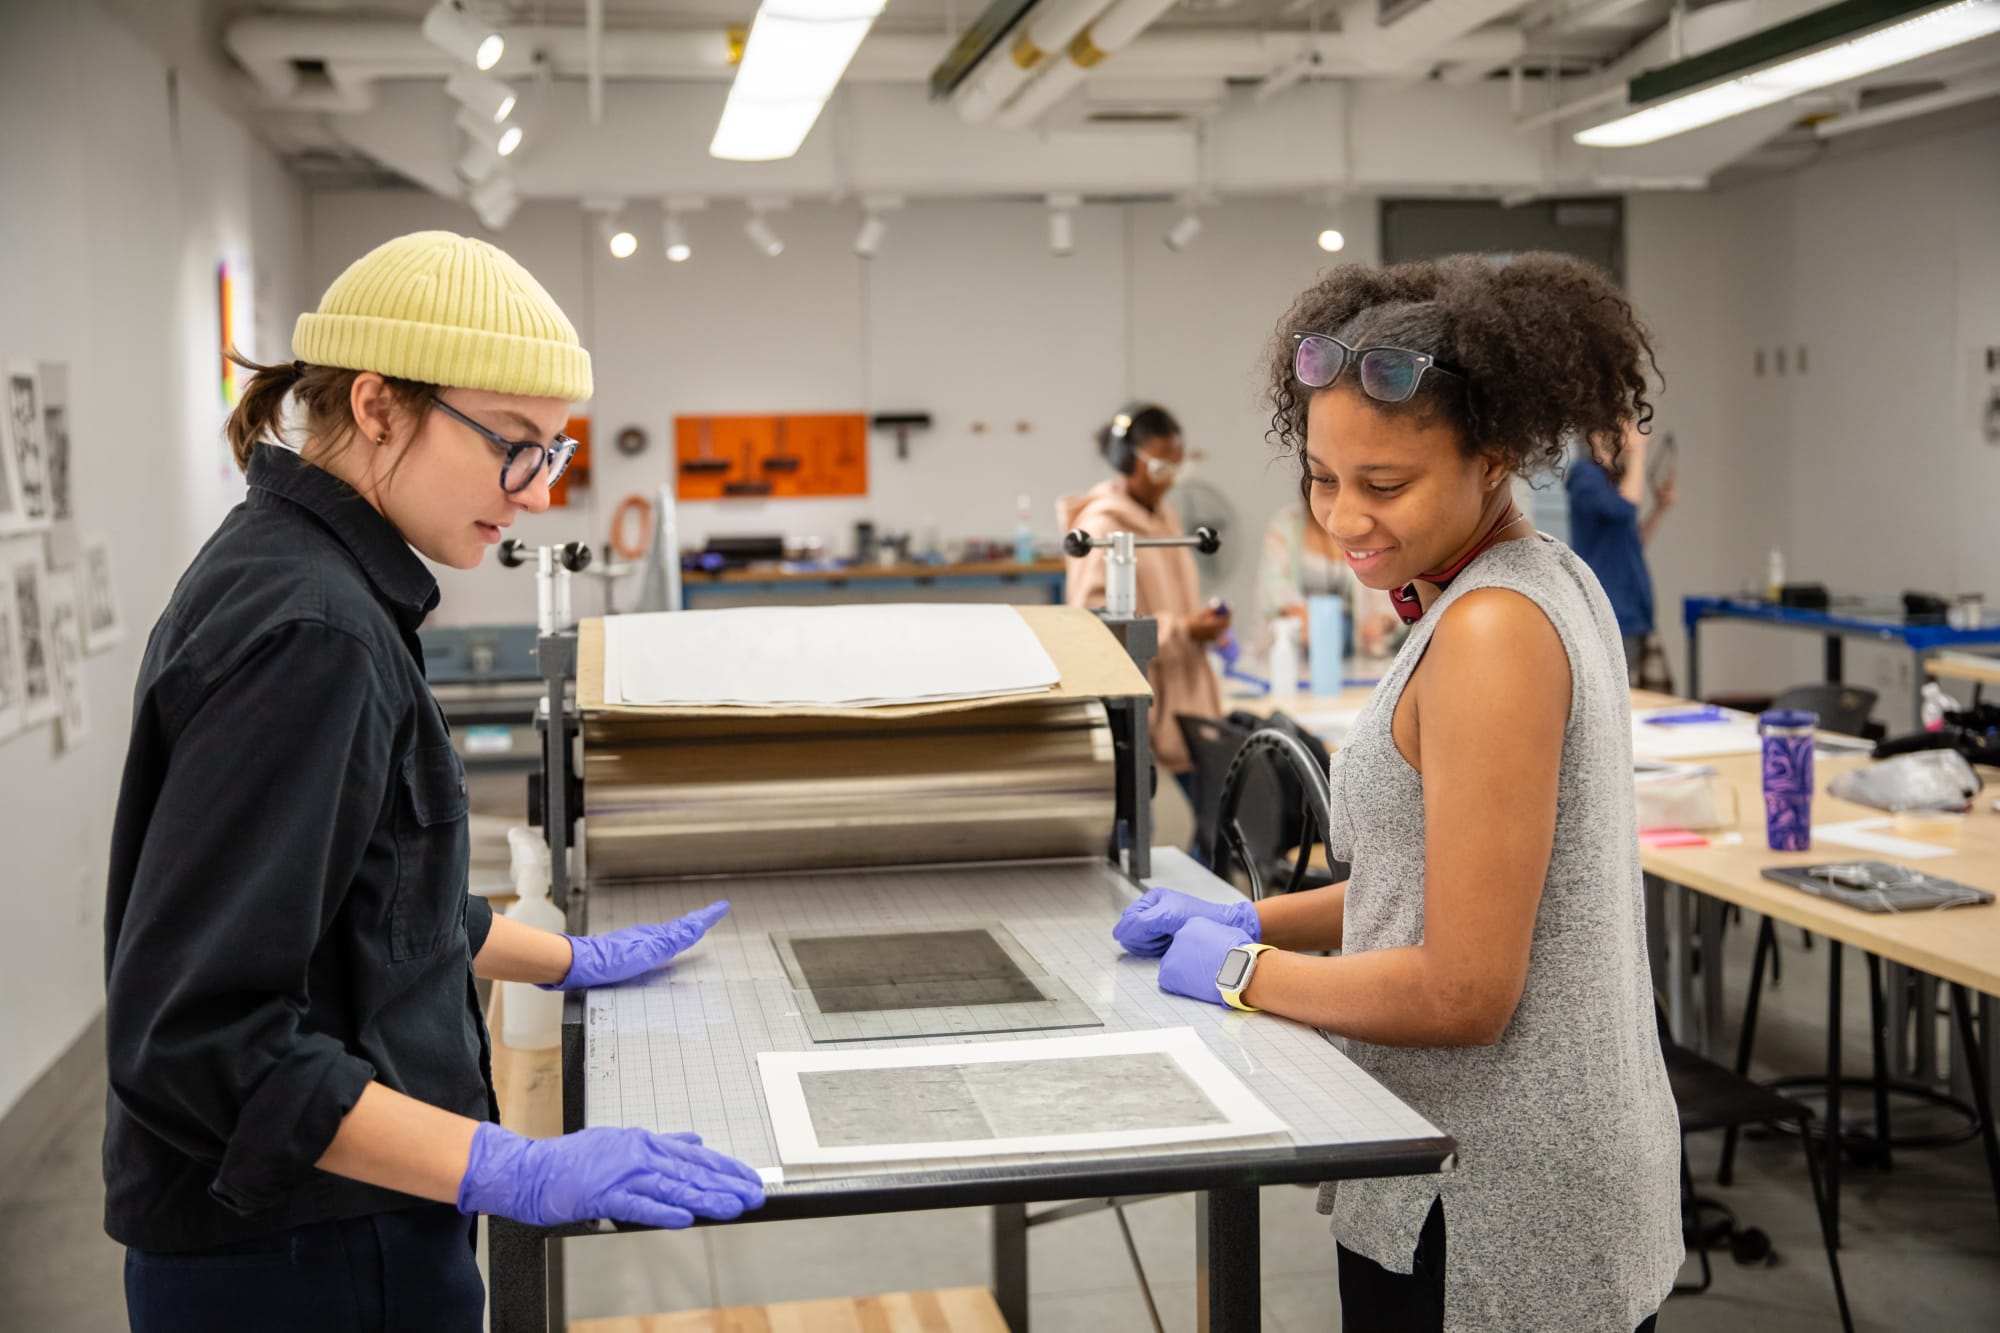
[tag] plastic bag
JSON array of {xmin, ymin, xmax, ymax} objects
[
  {"xmin": 1828, "ymin": 750, "xmax": 1983, "ymax": 813},
  {"xmin": 1635, "ymin": 764, "xmax": 1739, "ymax": 831}
]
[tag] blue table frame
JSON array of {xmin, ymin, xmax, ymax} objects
[{"xmin": 1683, "ymin": 597, "xmax": 2000, "ymax": 722}]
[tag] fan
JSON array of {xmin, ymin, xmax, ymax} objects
[{"xmin": 1172, "ymin": 479, "xmax": 1240, "ymax": 597}]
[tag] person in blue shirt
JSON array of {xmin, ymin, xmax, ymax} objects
[{"xmin": 1565, "ymin": 422, "xmax": 1676, "ymax": 689}]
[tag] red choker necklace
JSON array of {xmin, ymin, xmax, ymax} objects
[{"xmin": 1388, "ymin": 505, "xmax": 1525, "ymax": 625}]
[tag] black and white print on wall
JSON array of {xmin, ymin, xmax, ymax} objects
[
  {"xmin": 80, "ymin": 536, "xmax": 122, "ymax": 655},
  {"xmin": 46, "ymin": 570, "xmax": 87, "ymax": 750},
  {"xmin": 10, "ymin": 546, "xmax": 57, "ymax": 727},
  {"xmin": 40, "ymin": 361, "xmax": 79, "ymax": 564},
  {"xmin": 0, "ymin": 582, "xmax": 22, "ymax": 742},
  {"xmin": 4, "ymin": 365, "xmax": 50, "ymax": 532}
]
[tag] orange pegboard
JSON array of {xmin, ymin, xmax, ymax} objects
[
  {"xmin": 675, "ymin": 413, "xmax": 867, "ymax": 499},
  {"xmin": 549, "ymin": 415, "xmax": 590, "ymax": 507}
]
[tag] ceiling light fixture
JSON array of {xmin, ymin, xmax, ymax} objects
[
  {"xmin": 1164, "ymin": 209, "xmax": 1203, "ymax": 253},
  {"xmin": 423, "ymin": 1, "xmax": 504, "ymax": 71},
  {"xmin": 468, "ymin": 174, "xmax": 519, "ymax": 230},
  {"xmin": 455, "ymin": 109, "xmax": 523, "ymax": 157},
  {"xmin": 1047, "ymin": 193, "xmax": 1079, "ymax": 258},
  {"xmin": 664, "ymin": 214, "xmax": 692, "ymax": 263},
  {"xmin": 710, "ymin": 0, "xmax": 889, "ymax": 161},
  {"xmin": 852, "ymin": 194, "xmax": 902, "ymax": 260},
  {"xmin": 1576, "ymin": 0, "xmax": 2000, "ymax": 147},
  {"xmin": 446, "ymin": 68, "xmax": 517, "ymax": 124}
]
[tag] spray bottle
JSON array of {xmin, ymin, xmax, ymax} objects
[{"xmin": 501, "ymin": 826, "xmax": 565, "ymax": 1050}]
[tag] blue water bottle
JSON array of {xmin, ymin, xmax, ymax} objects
[{"xmin": 1307, "ymin": 595, "xmax": 1345, "ymax": 697}]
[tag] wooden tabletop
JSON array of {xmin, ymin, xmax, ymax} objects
[
  {"xmin": 1233, "ymin": 683, "xmax": 2000, "ymax": 997},
  {"xmin": 1927, "ymin": 651, "xmax": 2000, "ymax": 690},
  {"xmin": 686, "ymin": 557, "xmax": 1068, "ymax": 586},
  {"xmin": 1638, "ymin": 748, "xmax": 2000, "ymax": 996},
  {"xmin": 487, "ymin": 984, "xmax": 564, "ymax": 1139}
]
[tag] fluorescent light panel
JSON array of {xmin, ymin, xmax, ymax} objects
[
  {"xmin": 1579, "ymin": 0, "xmax": 2000, "ymax": 146},
  {"xmin": 710, "ymin": 0, "xmax": 887, "ymax": 161}
]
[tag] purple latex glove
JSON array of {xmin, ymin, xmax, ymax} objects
[
  {"xmin": 1112, "ymin": 887, "xmax": 1260, "ymax": 958},
  {"xmin": 1158, "ymin": 916, "xmax": 1253, "ymax": 1007},
  {"xmin": 546, "ymin": 900, "xmax": 730, "ymax": 991},
  {"xmin": 457, "ymin": 1120, "xmax": 765, "ymax": 1230}
]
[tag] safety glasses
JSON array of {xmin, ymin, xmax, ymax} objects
[
  {"xmin": 1291, "ymin": 331, "xmax": 1463, "ymax": 403},
  {"xmin": 431, "ymin": 396, "xmax": 578, "ymax": 495}
]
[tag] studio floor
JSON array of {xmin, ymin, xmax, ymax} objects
[{"xmin": 4, "ymin": 897, "xmax": 1995, "ymax": 1332}]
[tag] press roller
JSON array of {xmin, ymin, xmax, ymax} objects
[{"xmin": 581, "ymin": 698, "xmax": 1120, "ymax": 881}]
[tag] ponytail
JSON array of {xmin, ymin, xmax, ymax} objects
[
  {"xmin": 221, "ymin": 351, "xmax": 438, "ymax": 474},
  {"xmin": 223, "ymin": 350, "xmax": 302, "ymax": 472}
]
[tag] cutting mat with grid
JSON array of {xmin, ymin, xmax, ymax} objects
[{"xmin": 582, "ymin": 856, "xmax": 1446, "ymax": 1190}]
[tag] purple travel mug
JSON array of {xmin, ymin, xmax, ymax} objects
[{"xmin": 1760, "ymin": 710, "xmax": 1817, "ymax": 852}]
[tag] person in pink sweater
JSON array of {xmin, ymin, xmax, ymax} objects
[{"xmin": 1059, "ymin": 403, "xmax": 1229, "ymax": 786}]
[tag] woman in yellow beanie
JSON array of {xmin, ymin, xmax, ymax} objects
[{"xmin": 101, "ymin": 232, "xmax": 763, "ymax": 1332}]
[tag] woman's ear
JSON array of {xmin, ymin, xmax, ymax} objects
[
  {"xmin": 1481, "ymin": 452, "xmax": 1512, "ymax": 493},
  {"xmin": 348, "ymin": 372, "xmax": 397, "ymax": 448}
]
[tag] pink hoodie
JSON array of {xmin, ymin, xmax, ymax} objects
[{"xmin": 1058, "ymin": 477, "xmax": 1223, "ymax": 776}]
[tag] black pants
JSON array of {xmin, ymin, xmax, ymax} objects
[
  {"xmin": 1338, "ymin": 1199, "xmax": 1660, "ymax": 1333},
  {"xmin": 125, "ymin": 1203, "xmax": 484, "ymax": 1333}
]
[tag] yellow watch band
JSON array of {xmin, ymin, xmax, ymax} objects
[{"xmin": 1219, "ymin": 943, "xmax": 1275, "ymax": 1012}]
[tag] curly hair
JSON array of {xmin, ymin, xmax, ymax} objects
[{"xmin": 1263, "ymin": 253, "xmax": 1657, "ymax": 491}]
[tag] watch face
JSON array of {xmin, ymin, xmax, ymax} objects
[{"xmin": 1216, "ymin": 948, "xmax": 1252, "ymax": 990}]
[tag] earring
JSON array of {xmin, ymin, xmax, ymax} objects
[{"xmin": 376, "ymin": 432, "xmax": 388, "ymax": 445}]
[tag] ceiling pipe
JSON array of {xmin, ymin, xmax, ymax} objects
[
  {"xmin": 1814, "ymin": 65, "xmax": 2000, "ymax": 136},
  {"xmin": 992, "ymin": 0, "xmax": 1184, "ymax": 128},
  {"xmin": 953, "ymin": 0, "xmax": 1119, "ymax": 124},
  {"xmin": 1334, "ymin": 0, "xmax": 1533, "ymax": 72},
  {"xmin": 224, "ymin": 15, "xmax": 1543, "ymax": 117}
]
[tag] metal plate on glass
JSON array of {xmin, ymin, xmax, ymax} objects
[{"xmin": 770, "ymin": 922, "xmax": 1102, "ymax": 1044}]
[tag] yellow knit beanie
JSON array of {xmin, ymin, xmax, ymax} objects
[{"xmin": 293, "ymin": 230, "xmax": 592, "ymax": 400}]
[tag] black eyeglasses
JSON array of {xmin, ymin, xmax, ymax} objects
[
  {"xmin": 430, "ymin": 396, "xmax": 578, "ymax": 495},
  {"xmin": 1291, "ymin": 332, "xmax": 1464, "ymax": 403}
]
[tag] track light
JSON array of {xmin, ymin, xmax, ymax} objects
[
  {"xmin": 456, "ymin": 138, "xmax": 502, "ymax": 185},
  {"xmin": 423, "ymin": 2, "xmax": 504, "ymax": 71},
  {"xmin": 1164, "ymin": 211, "xmax": 1203, "ymax": 253},
  {"xmin": 446, "ymin": 68, "xmax": 516, "ymax": 124},
  {"xmin": 455, "ymin": 109, "xmax": 523, "ymax": 157},
  {"xmin": 1317, "ymin": 228, "xmax": 1346, "ymax": 253},
  {"xmin": 469, "ymin": 175, "xmax": 518, "ymax": 230},
  {"xmin": 854, "ymin": 212, "xmax": 888, "ymax": 259},
  {"xmin": 852, "ymin": 196, "xmax": 900, "ymax": 260},
  {"xmin": 744, "ymin": 213, "xmax": 784, "ymax": 258},
  {"xmin": 664, "ymin": 213, "xmax": 692, "ymax": 263},
  {"xmin": 1046, "ymin": 193, "xmax": 1079, "ymax": 258},
  {"xmin": 601, "ymin": 217, "xmax": 638, "ymax": 259}
]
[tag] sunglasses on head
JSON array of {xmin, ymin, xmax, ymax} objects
[
  {"xmin": 430, "ymin": 396, "xmax": 578, "ymax": 495},
  {"xmin": 1290, "ymin": 332, "xmax": 1464, "ymax": 403}
]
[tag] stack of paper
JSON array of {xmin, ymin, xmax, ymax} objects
[{"xmin": 602, "ymin": 603, "xmax": 1063, "ymax": 708}]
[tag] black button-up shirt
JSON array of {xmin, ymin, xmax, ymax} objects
[{"xmin": 103, "ymin": 444, "xmax": 497, "ymax": 1251}]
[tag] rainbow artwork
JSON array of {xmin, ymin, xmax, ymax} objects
[{"xmin": 218, "ymin": 261, "xmax": 237, "ymax": 407}]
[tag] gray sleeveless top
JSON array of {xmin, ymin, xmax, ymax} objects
[{"xmin": 1316, "ymin": 534, "xmax": 1682, "ymax": 1332}]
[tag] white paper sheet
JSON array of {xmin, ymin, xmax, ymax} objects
[
  {"xmin": 1811, "ymin": 818, "xmax": 1954, "ymax": 861},
  {"xmin": 603, "ymin": 603, "xmax": 1062, "ymax": 708},
  {"xmin": 758, "ymin": 1027, "xmax": 1289, "ymax": 1166}
]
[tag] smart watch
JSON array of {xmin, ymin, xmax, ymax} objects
[{"xmin": 1216, "ymin": 942, "xmax": 1275, "ymax": 1012}]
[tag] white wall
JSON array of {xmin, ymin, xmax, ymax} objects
[
  {"xmin": 0, "ymin": 0, "xmax": 306, "ymax": 1120},
  {"xmin": 307, "ymin": 191, "xmax": 1380, "ymax": 634},
  {"xmin": 1631, "ymin": 115, "xmax": 2000, "ymax": 724}
]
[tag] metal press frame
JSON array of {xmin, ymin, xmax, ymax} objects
[{"xmin": 483, "ymin": 528, "xmax": 1453, "ymax": 1333}]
